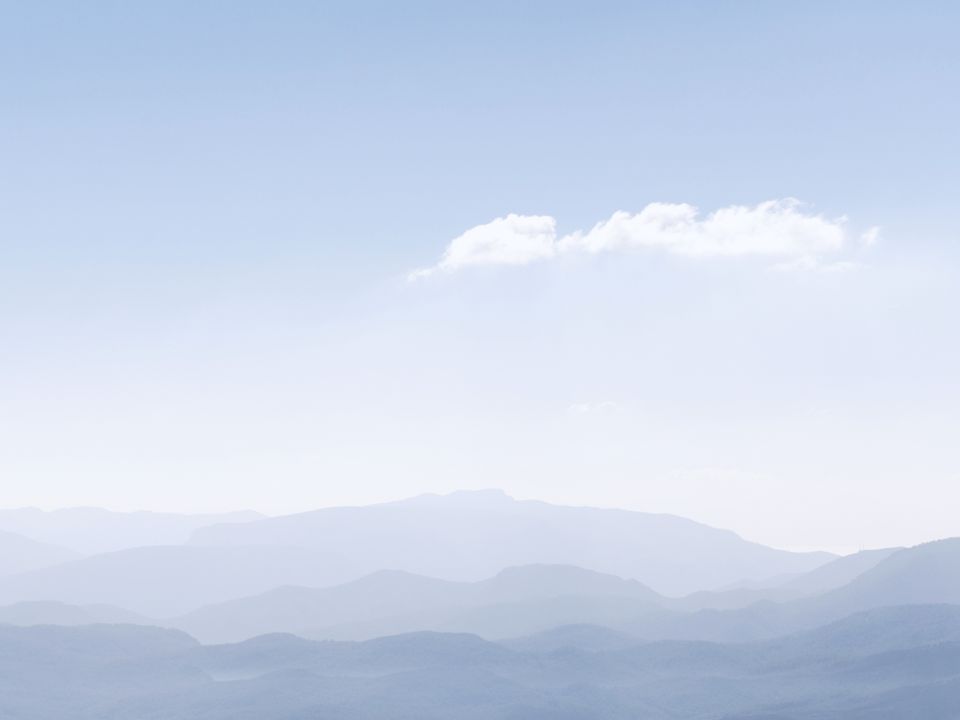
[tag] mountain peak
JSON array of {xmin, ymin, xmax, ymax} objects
[{"xmin": 402, "ymin": 489, "xmax": 516, "ymax": 508}]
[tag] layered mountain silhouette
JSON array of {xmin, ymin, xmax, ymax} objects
[
  {"xmin": 674, "ymin": 546, "xmax": 900, "ymax": 611},
  {"xmin": 0, "ymin": 600, "xmax": 146, "ymax": 626},
  {"xmin": 0, "ymin": 545, "xmax": 353, "ymax": 616},
  {"xmin": 1, "ymin": 493, "xmax": 955, "ymax": 638},
  {"xmin": 5, "ymin": 606, "xmax": 960, "ymax": 719},
  {"xmin": 0, "ymin": 491, "xmax": 839, "ymax": 618},
  {"xmin": 0, "ymin": 529, "xmax": 77, "ymax": 578},
  {"xmin": 188, "ymin": 490, "xmax": 833, "ymax": 596},
  {"xmin": 818, "ymin": 537, "xmax": 960, "ymax": 609},
  {"xmin": 173, "ymin": 564, "xmax": 665, "ymax": 643},
  {"xmin": 622, "ymin": 538, "xmax": 960, "ymax": 642},
  {"xmin": 169, "ymin": 538, "xmax": 960, "ymax": 644},
  {"xmin": 1, "ymin": 492, "xmax": 959, "ymax": 718},
  {"xmin": 0, "ymin": 507, "xmax": 263, "ymax": 555}
]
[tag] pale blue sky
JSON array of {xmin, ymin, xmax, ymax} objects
[{"xmin": 1, "ymin": 1, "xmax": 958, "ymax": 551}]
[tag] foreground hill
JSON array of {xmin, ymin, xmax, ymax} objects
[
  {"xmin": 188, "ymin": 490, "xmax": 833, "ymax": 596},
  {"xmin": 174, "ymin": 564, "xmax": 665, "ymax": 643},
  {"xmin": 4, "ymin": 606, "xmax": 960, "ymax": 719},
  {"xmin": 0, "ymin": 507, "xmax": 263, "ymax": 555},
  {"xmin": 0, "ymin": 530, "xmax": 77, "ymax": 578}
]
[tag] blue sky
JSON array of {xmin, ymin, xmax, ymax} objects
[{"xmin": 1, "ymin": 1, "xmax": 958, "ymax": 551}]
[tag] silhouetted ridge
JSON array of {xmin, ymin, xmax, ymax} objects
[
  {"xmin": 172, "ymin": 564, "xmax": 664, "ymax": 643},
  {"xmin": 187, "ymin": 490, "xmax": 833, "ymax": 596},
  {"xmin": 0, "ymin": 530, "xmax": 77, "ymax": 577}
]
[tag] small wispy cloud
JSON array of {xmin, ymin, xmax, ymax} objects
[
  {"xmin": 859, "ymin": 226, "xmax": 881, "ymax": 248},
  {"xmin": 409, "ymin": 199, "xmax": 876, "ymax": 280}
]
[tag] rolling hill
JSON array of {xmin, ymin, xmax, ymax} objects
[
  {"xmin": 5, "ymin": 605, "xmax": 960, "ymax": 719},
  {"xmin": 173, "ymin": 564, "xmax": 665, "ymax": 643}
]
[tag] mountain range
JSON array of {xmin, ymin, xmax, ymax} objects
[
  {"xmin": 168, "ymin": 538, "xmax": 960, "ymax": 644},
  {"xmin": 0, "ymin": 490, "xmax": 836, "ymax": 616},
  {"xmin": 172, "ymin": 564, "xmax": 664, "ymax": 643},
  {"xmin": 1, "ymin": 491, "xmax": 959, "ymax": 717},
  {"xmin": 4, "ymin": 605, "xmax": 960, "ymax": 719},
  {"xmin": 187, "ymin": 489, "xmax": 834, "ymax": 596},
  {"xmin": 0, "ymin": 492, "xmax": 956, "ymax": 636},
  {"xmin": 0, "ymin": 507, "xmax": 263, "ymax": 555},
  {"xmin": 0, "ymin": 529, "xmax": 77, "ymax": 578},
  {"xmin": 0, "ymin": 544, "xmax": 352, "ymax": 617}
]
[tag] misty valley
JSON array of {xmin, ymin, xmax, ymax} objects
[{"xmin": 2, "ymin": 491, "xmax": 959, "ymax": 719}]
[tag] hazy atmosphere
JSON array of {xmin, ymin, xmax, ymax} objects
[
  {"xmin": 2, "ymin": 4, "xmax": 959, "ymax": 718},
  {"xmin": 4, "ymin": 1, "xmax": 959, "ymax": 553}
]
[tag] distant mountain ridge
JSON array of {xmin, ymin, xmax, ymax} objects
[
  {"xmin": 173, "ymin": 564, "xmax": 664, "ymax": 643},
  {"xmin": 188, "ymin": 489, "xmax": 834, "ymax": 596},
  {"xmin": 821, "ymin": 538, "xmax": 960, "ymax": 609},
  {"xmin": 3, "ymin": 510, "xmax": 960, "ymax": 718},
  {"xmin": 621, "ymin": 538, "xmax": 960, "ymax": 643},
  {"xmin": 0, "ymin": 600, "xmax": 146, "ymax": 626},
  {"xmin": 2, "ymin": 492, "xmax": 955, "ymax": 645},
  {"xmin": 0, "ymin": 507, "xmax": 264, "ymax": 555},
  {"xmin": 0, "ymin": 545, "xmax": 353, "ymax": 617},
  {"xmin": 0, "ymin": 530, "xmax": 78, "ymax": 578},
  {"xmin": 674, "ymin": 547, "xmax": 900, "ymax": 611},
  {"xmin": 173, "ymin": 538, "xmax": 960, "ymax": 644}
]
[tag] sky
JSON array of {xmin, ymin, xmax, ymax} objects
[{"xmin": 1, "ymin": 1, "xmax": 958, "ymax": 553}]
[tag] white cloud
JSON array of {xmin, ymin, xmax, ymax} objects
[
  {"xmin": 561, "ymin": 199, "xmax": 845, "ymax": 257},
  {"xmin": 410, "ymin": 199, "xmax": 871, "ymax": 279},
  {"xmin": 770, "ymin": 257, "xmax": 860, "ymax": 274},
  {"xmin": 408, "ymin": 214, "xmax": 556, "ymax": 280}
]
